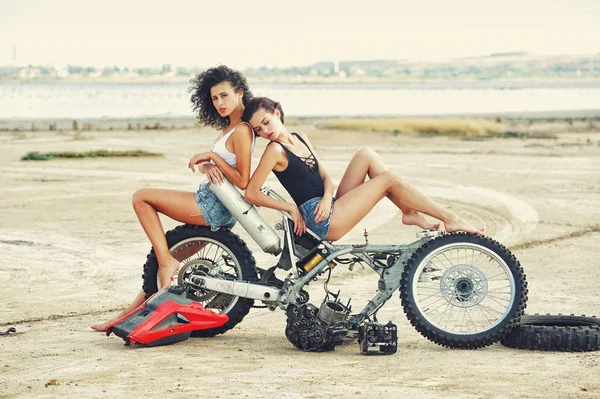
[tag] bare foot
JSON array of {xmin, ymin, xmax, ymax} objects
[
  {"xmin": 402, "ymin": 210, "xmax": 440, "ymax": 231},
  {"xmin": 158, "ymin": 256, "xmax": 181, "ymax": 289},
  {"xmin": 91, "ymin": 290, "xmax": 147, "ymax": 332},
  {"xmin": 444, "ymin": 216, "xmax": 484, "ymax": 234},
  {"xmin": 90, "ymin": 320, "xmax": 115, "ymax": 332}
]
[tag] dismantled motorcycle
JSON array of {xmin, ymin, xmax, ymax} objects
[{"xmin": 137, "ymin": 179, "xmax": 528, "ymax": 352}]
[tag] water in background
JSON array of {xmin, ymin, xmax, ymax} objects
[{"xmin": 1, "ymin": 81, "xmax": 599, "ymax": 120}]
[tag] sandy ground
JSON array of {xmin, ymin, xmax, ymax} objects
[{"xmin": 0, "ymin": 120, "xmax": 599, "ymax": 399}]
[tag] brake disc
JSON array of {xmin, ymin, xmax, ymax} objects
[{"xmin": 439, "ymin": 264, "xmax": 488, "ymax": 308}]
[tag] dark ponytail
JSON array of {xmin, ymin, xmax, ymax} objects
[{"xmin": 242, "ymin": 97, "xmax": 285, "ymax": 124}]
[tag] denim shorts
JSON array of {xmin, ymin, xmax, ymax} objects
[
  {"xmin": 195, "ymin": 182, "xmax": 237, "ymax": 231},
  {"xmin": 299, "ymin": 197, "xmax": 336, "ymax": 240}
]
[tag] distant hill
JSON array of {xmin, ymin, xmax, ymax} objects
[
  {"xmin": 244, "ymin": 53, "xmax": 600, "ymax": 81},
  {"xmin": 1, "ymin": 53, "xmax": 599, "ymax": 82}
]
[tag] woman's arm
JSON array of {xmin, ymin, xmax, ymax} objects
[
  {"xmin": 245, "ymin": 143, "xmax": 307, "ymax": 235},
  {"xmin": 188, "ymin": 124, "xmax": 254, "ymax": 189},
  {"xmin": 214, "ymin": 124, "xmax": 253, "ymax": 189},
  {"xmin": 299, "ymin": 133, "xmax": 334, "ymax": 222}
]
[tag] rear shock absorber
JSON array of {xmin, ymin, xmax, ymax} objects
[{"xmin": 298, "ymin": 247, "xmax": 336, "ymax": 273}]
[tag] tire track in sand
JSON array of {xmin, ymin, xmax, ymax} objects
[{"xmin": 0, "ymin": 359, "xmax": 94, "ymax": 385}]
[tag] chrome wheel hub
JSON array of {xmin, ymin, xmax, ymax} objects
[{"xmin": 440, "ymin": 264, "xmax": 488, "ymax": 308}]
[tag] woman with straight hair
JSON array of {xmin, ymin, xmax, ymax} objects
[{"xmin": 242, "ymin": 97, "xmax": 483, "ymax": 241}]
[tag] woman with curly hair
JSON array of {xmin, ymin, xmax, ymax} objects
[
  {"xmin": 92, "ymin": 65, "xmax": 254, "ymax": 331},
  {"xmin": 242, "ymin": 97, "xmax": 483, "ymax": 241}
]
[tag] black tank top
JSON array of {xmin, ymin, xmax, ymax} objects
[{"xmin": 273, "ymin": 133, "xmax": 324, "ymax": 206}]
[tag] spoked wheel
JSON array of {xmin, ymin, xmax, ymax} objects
[
  {"xmin": 142, "ymin": 224, "xmax": 257, "ymax": 337},
  {"xmin": 400, "ymin": 232, "xmax": 528, "ymax": 349}
]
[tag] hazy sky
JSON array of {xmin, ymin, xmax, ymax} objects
[{"xmin": 1, "ymin": 0, "xmax": 598, "ymax": 68}]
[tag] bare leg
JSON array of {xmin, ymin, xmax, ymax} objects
[
  {"xmin": 91, "ymin": 290, "xmax": 146, "ymax": 332},
  {"xmin": 336, "ymin": 148, "xmax": 439, "ymax": 230},
  {"xmin": 92, "ymin": 188, "xmax": 209, "ymax": 330},
  {"xmin": 387, "ymin": 179, "xmax": 482, "ymax": 234},
  {"xmin": 328, "ymin": 154, "xmax": 482, "ymax": 240},
  {"xmin": 132, "ymin": 188, "xmax": 210, "ymax": 288},
  {"xmin": 328, "ymin": 171, "xmax": 400, "ymax": 240}
]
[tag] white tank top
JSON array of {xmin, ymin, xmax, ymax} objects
[{"xmin": 211, "ymin": 123, "xmax": 255, "ymax": 168}]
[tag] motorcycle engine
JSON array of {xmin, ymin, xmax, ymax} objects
[{"xmin": 285, "ymin": 301, "xmax": 349, "ymax": 352}]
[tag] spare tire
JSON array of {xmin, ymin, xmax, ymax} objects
[{"xmin": 501, "ymin": 314, "xmax": 600, "ymax": 352}]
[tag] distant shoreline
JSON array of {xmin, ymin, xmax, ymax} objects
[
  {"xmin": 3, "ymin": 77, "xmax": 600, "ymax": 89},
  {"xmin": 1, "ymin": 109, "xmax": 599, "ymax": 133}
]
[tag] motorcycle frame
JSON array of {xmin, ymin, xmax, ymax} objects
[
  {"xmin": 189, "ymin": 187, "xmax": 440, "ymax": 324},
  {"xmin": 275, "ymin": 201, "xmax": 434, "ymax": 323}
]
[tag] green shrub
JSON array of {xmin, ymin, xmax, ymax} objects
[{"xmin": 21, "ymin": 149, "xmax": 162, "ymax": 161}]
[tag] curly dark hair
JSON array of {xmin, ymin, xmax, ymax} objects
[
  {"xmin": 242, "ymin": 97, "xmax": 285, "ymax": 125},
  {"xmin": 189, "ymin": 65, "xmax": 253, "ymax": 130}
]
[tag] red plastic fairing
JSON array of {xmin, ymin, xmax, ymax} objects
[
  {"xmin": 105, "ymin": 293, "xmax": 156, "ymax": 332},
  {"xmin": 128, "ymin": 300, "xmax": 228, "ymax": 345},
  {"xmin": 105, "ymin": 290, "xmax": 230, "ymax": 346}
]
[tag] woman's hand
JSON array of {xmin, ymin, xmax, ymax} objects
[
  {"xmin": 314, "ymin": 197, "xmax": 332, "ymax": 223},
  {"xmin": 201, "ymin": 163, "xmax": 224, "ymax": 184},
  {"xmin": 188, "ymin": 152, "xmax": 213, "ymax": 172},
  {"xmin": 289, "ymin": 206, "xmax": 307, "ymax": 236}
]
